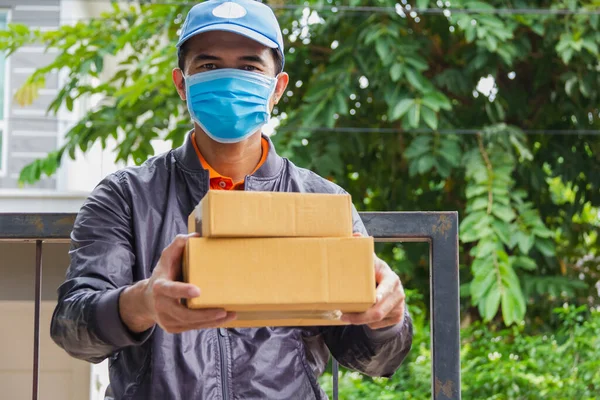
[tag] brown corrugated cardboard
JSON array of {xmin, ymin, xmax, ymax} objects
[
  {"xmin": 188, "ymin": 190, "xmax": 353, "ymax": 238},
  {"xmin": 182, "ymin": 237, "xmax": 376, "ymax": 328}
]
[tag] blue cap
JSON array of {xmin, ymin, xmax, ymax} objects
[{"xmin": 177, "ymin": 0, "xmax": 284, "ymax": 64}]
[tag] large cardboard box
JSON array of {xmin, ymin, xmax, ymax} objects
[
  {"xmin": 188, "ymin": 190, "xmax": 353, "ymax": 238},
  {"xmin": 183, "ymin": 237, "xmax": 376, "ymax": 328}
]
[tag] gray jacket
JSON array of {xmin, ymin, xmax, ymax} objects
[{"xmin": 50, "ymin": 133, "xmax": 413, "ymax": 400}]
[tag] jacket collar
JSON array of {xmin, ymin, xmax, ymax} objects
[{"xmin": 173, "ymin": 130, "xmax": 284, "ymax": 179}]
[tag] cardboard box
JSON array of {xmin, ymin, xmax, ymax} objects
[
  {"xmin": 183, "ymin": 237, "xmax": 376, "ymax": 328},
  {"xmin": 188, "ymin": 190, "xmax": 353, "ymax": 238}
]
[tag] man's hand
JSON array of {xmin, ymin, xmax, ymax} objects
[
  {"xmin": 120, "ymin": 233, "xmax": 237, "ymax": 334},
  {"xmin": 341, "ymin": 235, "xmax": 406, "ymax": 330}
]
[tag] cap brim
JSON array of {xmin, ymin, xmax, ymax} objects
[{"xmin": 177, "ymin": 23, "xmax": 278, "ymax": 49}]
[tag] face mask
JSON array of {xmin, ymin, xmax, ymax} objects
[{"xmin": 185, "ymin": 69, "xmax": 278, "ymax": 144}]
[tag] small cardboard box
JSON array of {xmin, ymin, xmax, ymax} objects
[
  {"xmin": 188, "ymin": 190, "xmax": 353, "ymax": 238},
  {"xmin": 183, "ymin": 237, "xmax": 376, "ymax": 328}
]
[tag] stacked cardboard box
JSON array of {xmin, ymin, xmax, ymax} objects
[{"xmin": 183, "ymin": 190, "xmax": 376, "ymax": 328}]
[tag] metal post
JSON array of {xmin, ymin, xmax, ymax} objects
[
  {"xmin": 361, "ymin": 212, "xmax": 461, "ymax": 400},
  {"xmin": 332, "ymin": 358, "xmax": 339, "ymax": 400},
  {"xmin": 32, "ymin": 240, "xmax": 43, "ymax": 400},
  {"xmin": 430, "ymin": 217, "xmax": 460, "ymax": 400}
]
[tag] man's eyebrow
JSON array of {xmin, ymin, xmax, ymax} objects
[
  {"xmin": 239, "ymin": 55, "xmax": 267, "ymax": 64},
  {"xmin": 191, "ymin": 53, "xmax": 222, "ymax": 63}
]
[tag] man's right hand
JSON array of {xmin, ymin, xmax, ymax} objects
[{"xmin": 119, "ymin": 233, "xmax": 237, "ymax": 334}]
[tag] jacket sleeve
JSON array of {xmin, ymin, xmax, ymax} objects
[
  {"xmin": 319, "ymin": 202, "xmax": 414, "ymax": 377},
  {"xmin": 50, "ymin": 172, "xmax": 154, "ymax": 363}
]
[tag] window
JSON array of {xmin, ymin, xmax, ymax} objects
[{"xmin": 0, "ymin": 11, "xmax": 8, "ymax": 176}]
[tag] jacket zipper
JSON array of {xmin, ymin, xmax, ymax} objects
[{"xmin": 217, "ymin": 328, "xmax": 230, "ymax": 400}]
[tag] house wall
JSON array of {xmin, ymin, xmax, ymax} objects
[
  {"xmin": 0, "ymin": 1, "xmax": 179, "ymax": 397},
  {"xmin": 0, "ymin": 0, "xmax": 61, "ymax": 190},
  {"xmin": 0, "ymin": 242, "xmax": 96, "ymax": 400}
]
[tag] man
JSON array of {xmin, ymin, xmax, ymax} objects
[{"xmin": 50, "ymin": 1, "xmax": 413, "ymax": 399}]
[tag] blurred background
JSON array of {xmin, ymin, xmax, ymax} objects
[{"xmin": 0, "ymin": 0, "xmax": 599, "ymax": 399}]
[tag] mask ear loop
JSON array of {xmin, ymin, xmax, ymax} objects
[{"xmin": 266, "ymin": 74, "xmax": 280, "ymax": 114}]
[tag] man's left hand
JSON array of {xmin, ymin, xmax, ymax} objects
[{"xmin": 341, "ymin": 254, "xmax": 406, "ymax": 330}]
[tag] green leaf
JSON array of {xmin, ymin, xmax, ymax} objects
[
  {"xmin": 492, "ymin": 204, "xmax": 516, "ymax": 222},
  {"xmin": 403, "ymin": 139, "xmax": 431, "ymax": 159},
  {"xmin": 407, "ymin": 102, "xmax": 421, "ymax": 128},
  {"xmin": 516, "ymin": 230, "xmax": 535, "ymax": 254},
  {"xmin": 334, "ymin": 92, "xmax": 349, "ymax": 116},
  {"xmin": 417, "ymin": 154, "xmax": 435, "ymax": 174},
  {"xmin": 434, "ymin": 156, "xmax": 451, "ymax": 178},
  {"xmin": 404, "ymin": 56, "xmax": 429, "ymax": 71},
  {"xmin": 466, "ymin": 185, "xmax": 488, "ymax": 199},
  {"xmin": 565, "ymin": 76, "xmax": 578, "ymax": 96},
  {"xmin": 375, "ymin": 38, "xmax": 393, "ymax": 65},
  {"xmin": 422, "ymin": 91, "xmax": 452, "ymax": 111},
  {"xmin": 483, "ymin": 284, "xmax": 501, "ymax": 321},
  {"xmin": 421, "ymin": 106, "xmax": 438, "ymax": 130},
  {"xmin": 390, "ymin": 63, "xmax": 403, "ymax": 82},
  {"xmin": 470, "ymin": 196, "xmax": 489, "ymax": 211},
  {"xmin": 485, "ymin": 35, "xmax": 498, "ymax": 51},
  {"xmin": 509, "ymin": 134, "xmax": 533, "ymax": 161},
  {"xmin": 561, "ymin": 47, "xmax": 574, "ymax": 64},
  {"xmin": 532, "ymin": 225, "xmax": 553, "ymax": 239},
  {"xmin": 66, "ymin": 96, "xmax": 74, "ymax": 112},
  {"xmin": 460, "ymin": 210, "xmax": 487, "ymax": 234},
  {"xmin": 501, "ymin": 288, "xmax": 515, "ymax": 325},
  {"xmin": 462, "ymin": 226, "xmax": 494, "ymax": 243},
  {"xmin": 474, "ymin": 240, "xmax": 497, "ymax": 258},
  {"xmin": 471, "ymin": 272, "xmax": 496, "ymax": 302},
  {"xmin": 513, "ymin": 256, "xmax": 537, "ymax": 271},
  {"xmin": 390, "ymin": 99, "xmax": 414, "ymax": 121},
  {"xmin": 535, "ymin": 238, "xmax": 555, "ymax": 257},
  {"xmin": 492, "ymin": 220, "xmax": 511, "ymax": 246},
  {"xmin": 405, "ymin": 68, "xmax": 425, "ymax": 91}
]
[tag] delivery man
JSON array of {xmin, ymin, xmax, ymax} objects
[{"xmin": 50, "ymin": 1, "xmax": 413, "ymax": 399}]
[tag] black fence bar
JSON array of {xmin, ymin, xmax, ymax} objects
[
  {"xmin": 32, "ymin": 240, "xmax": 43, "ymax": 400},
  {"xmin": 0, "ymin": 213, "xmax": 76, "ymax": 240},
  {"xmin": 362, "ymin": 212, "xmax": 461, "ymax": 400},
  {"xmin": 0, "ymin": 212, "xmax": 461, "ymax": 399}
]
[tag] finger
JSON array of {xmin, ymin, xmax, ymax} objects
[
  {"xmin": 154, "ymin": 279, "xmax": 201, "ymax": 299},
  {"xmin": 166, "ymin": 302, "xmax": 230, "ymax": 324},
  {"xmin": 188, "ymin": 312, "xmax": 238, "ymax": 330},
  {"xmin": 341, "ymin": 296, "xmax": 399, "ymax": 325},
  {"xmin": 353, "ymin": 232, "xmax": 363, "ymax": 237},
  {"xmin": 374, "ymin": 257, "xmax": 390, "ymax": 286},
  {"xmin": 165, "ymin": 313, "xmax": 237, "ymax": 334},
  {"xmin": 367, "ymin": 311, "xmax": 404, "ymax": 330},
  {"xmin": 342, "ymin": 282, "xmax": 404, "ymax": 325},
  {"xmin": 375, "ymin": 269, "xmax": 403, "ymax": 303},
  {"xmin": 161, "ymin": 312, "xmax": 237, "ymax": 333},
  {"xmin": 160, "ymin": 233, "xmax": 197, "ymax": 270}
]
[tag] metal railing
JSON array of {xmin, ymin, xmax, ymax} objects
[{"xmin": 0, "ymin": 211, "xmax": 461, "ymax": 400}]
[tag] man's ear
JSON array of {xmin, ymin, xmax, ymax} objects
[
  {"xmin": 173, "ymin": 68, "xmax": 187, "ymax": 101},
  {"xmin": 270, "ymin": 72, "xmax": 289, "ymax": 110}
]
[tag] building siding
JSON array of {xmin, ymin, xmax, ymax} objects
[{"xmin": 0, "ymin": 0, "xmax": 60, "ymax": 189}]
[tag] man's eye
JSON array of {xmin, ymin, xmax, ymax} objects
[
  {"xmin": 201, "ymin": 63, "xmax": 217, "ymax": 70},
  {"xmin": 242, "ymin": 65, "xmax": 258, "ymax": 72}
]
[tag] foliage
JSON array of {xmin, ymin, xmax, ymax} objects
[
  {"xmin": 321, "ymin": 304, "xmax": 600, "ymax": 399},
  {"xmin": 0, "ymin": 0, "xmax": 598, "ymax": 328}
]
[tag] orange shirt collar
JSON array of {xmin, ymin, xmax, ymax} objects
[{"xmin": 190, "ymin": 131, "xmax": 269, "ymax": 184}]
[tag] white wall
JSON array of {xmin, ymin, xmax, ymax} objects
[
  {"xmin": 0, "ymin": 241, "xmax": 105, "ymax": 400},
  {"xmin": 57, "ymin": 0, "xmax": 173, "ymax": 195},
  {"xmin": 0, "ymin": 302, "xmax": 92, "ymax": 400},
  {"xmin": 0, "ymin": 0, "xmax": 172, "ymax": 211}
]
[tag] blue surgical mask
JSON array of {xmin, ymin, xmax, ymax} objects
[{"xmin": 185, "ymin": 69, "xmax": 278, "ymax": 144}]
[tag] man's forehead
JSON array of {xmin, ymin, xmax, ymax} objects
[{"xmin": 186, "ymin": 31, "xmax": 269, "ymax": 52}]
